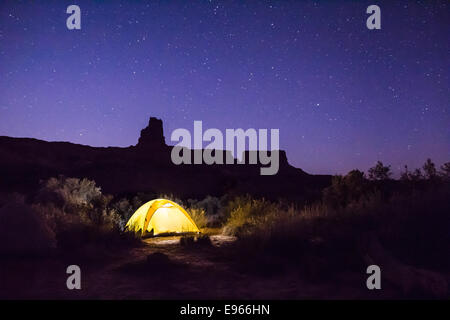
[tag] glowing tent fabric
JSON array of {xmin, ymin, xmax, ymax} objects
[{"xmin": 125, "ymin": 199, "xmax": 200, "ymax": 236}]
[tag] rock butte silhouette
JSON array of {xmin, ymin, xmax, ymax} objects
[{"xmin": 0, "ymin": 117, "xmax": 330, "ymax": 199}]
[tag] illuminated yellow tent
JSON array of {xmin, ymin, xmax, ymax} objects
[{"xmin": 125, "ymin": 199, "xmax": 200, "ymax": 236}]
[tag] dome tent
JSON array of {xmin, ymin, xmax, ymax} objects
[{"xmin": 125, "ymin": 199, "xmax": 199, "ymax": 236}]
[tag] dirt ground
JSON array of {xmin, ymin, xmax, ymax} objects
[{"xmin": 0, "ymin": 231, "xmax": 430, "ymax": 299}]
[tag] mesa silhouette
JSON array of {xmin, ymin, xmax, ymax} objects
[{"xmin": 0, "ymin": 117, "xmax": 330, "ymax": 199}]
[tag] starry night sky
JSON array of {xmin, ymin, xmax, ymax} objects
[{"xmin": 0, "ymin": 0, "xmax": 448, "ymax": 175}]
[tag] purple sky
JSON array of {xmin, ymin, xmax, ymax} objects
[{"xmin": 0, "ymin": 0, "xmax": 449, "ymax": 175}]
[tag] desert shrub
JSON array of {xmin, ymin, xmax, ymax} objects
[
  {"xmin": 196, "ymin": 234, "xmax": 212, "ymax": 246},
  {"xmin": 33, "ymin": 176, "xmax": 125, "ymax": 250},
  {"xmin": 368, "ymin": 161, "xmax": 392, "ymax": 181},
  {"xmin": 224, "ymin": 195, "xmax": 378, "ymax": 279},
  {"xmin": 187, "ymin": 207, "xmax": 208, "ymax": 229},
  {"xmin": 440, "ymin": 162, "xmax": 450, "ymax": 180},
  {"xmin": 111, "ymin": 198, "xmax": 135, "ymax": 229},
  {"xmin": 299, "ymin": 202, "xmax": 331, "ymax": 220},
  {"xmin": 0, "ymin": 197, "xmax": 56, "ymax": 255},
  {"xmin": 422, "ymin": 158, "xmax": 438, "ymax": 180},
  {"xmin": 187, "ymin": 195, "xmax": 227, "ymax": 227},
  {"xmin": 188, "ymin": 196, "xmax": 221, "ymax": 215},
  {"xmin": 37, "ymin": 176, "xmax": 102, "ymax": 209},
  {"xmin": 180, "ymin": 234, "xmax": 212, "ymax": 248},
  {"xmin": 227, "ymin": 185, "xmax": 450, "ymax": 279},
  {"xmin": 222, "ymin": 196, "xmax": 285, "ymax": 236},
  {"xmin": 375, "ymin": 188, "xmax": 450, "ymax": 270},
  {"xmin": 191, "ymin": 194, "xmax": 237, "ymax": 227},
  {"xmin": 323, "ymin": 170, "xmax": 370, "ymax": 208}
]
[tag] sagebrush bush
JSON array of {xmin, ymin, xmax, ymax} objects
[
  {"xmin": 187, "ymin": 207, "xmax": 208, "ymax": 229},
  {"xmin": 37, "ymin": 176, "xmax": 102, "ymax": 208},
  {"xmin": 225, "ymin": 185, "xmax": 450, "ymax": 278},
  {"xmin": 322, "ymin": 170, "xmax": 370, "ymax": 208},
  {"xmin": 222, "ymin": 196, "xmax": 284, "ymax": 236},
  {"xmin": 111, "ymin": 198, "xmax": 135, "ymax": 230},
  {"xmin": 33, "ymin": 176, "xmax": 125, "ymax": 249},
  {"xmin": 187, "ymin": 195, "xmax": 231, "ymax": 227},
  {"xmin": 188, "ymin": 195, "xmax": 221, "ymax": 216}
]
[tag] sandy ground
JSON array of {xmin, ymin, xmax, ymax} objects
[{"xmin": 0, "ymin": 232, "xmax": 426, "ymax": 299}]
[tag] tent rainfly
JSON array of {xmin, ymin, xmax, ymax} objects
[{"xmin": 125, "ymin": 199, "xmax": 200, "ymax": 236}]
